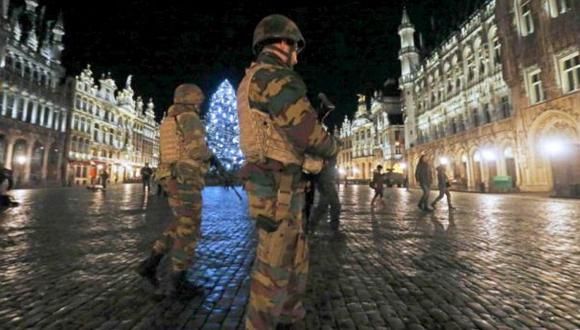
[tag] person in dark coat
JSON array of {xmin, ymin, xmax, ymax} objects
[
  {"xmin": 431, "ymin": 164, "xmax": 456, "ymax": 210},
  {"xmin": 415, "ymin": 155, "xmax": 433, "ymax": 211},
  {"xmin": 371, "ymin": 165, "xmax": 386, "ymax": 208}
]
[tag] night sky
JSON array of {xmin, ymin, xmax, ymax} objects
[{"xmin": 33, "ymin": 0, "xmax": 484, "ymax": 126}]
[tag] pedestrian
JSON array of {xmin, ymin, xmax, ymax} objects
[
  {"xmin": 136, "ymin": 84, "xmax": 211, "ymax": 299},
  {"xmin": 309, "ymin": 154, "xmax": 341, "ymax": 232},
  {"xmin": 100, "ymin": 169, "xmax": 109, "ymax": 189},
  {"xmin": 371, "ymin": 165, "xmax": 386, "ymax": 208},
  {"xmin": 0, "ymin": 164, "xmax": 18, "ymax": 207},
  {"xmin": 237, "ymin": 14, "xmax": 339, "ymax": 329},
  {"xmin": 140, "ymin": 162, "xmax": 153, "ymax": 192},
  {"xmin": 431, "ymin": 164, "xmax": 456, "ymax": 210},
  {"xmin": 415, "ymin": 155, "xmax": 433, "ymax": 211}
]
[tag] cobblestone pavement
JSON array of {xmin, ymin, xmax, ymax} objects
[{"xmin": 0, "ymin": 184, "xmax": 579, "ymax": 329}]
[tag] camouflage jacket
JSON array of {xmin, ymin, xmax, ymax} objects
[
  {"xmin": 239, "ymin": 51, "xmax": 339, "ymax": 180},
  {"xmin": 158, "ymin": 104, "xmax": 211, "ymax": 181}
]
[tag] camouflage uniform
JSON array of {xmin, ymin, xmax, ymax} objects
[
  {"xmin": 137, "ymin": 84, "xmax": 210, "ymax": 297},
  {"xmin": 238, "ymin": 15, "xmax": 339, "ymax": 329}
]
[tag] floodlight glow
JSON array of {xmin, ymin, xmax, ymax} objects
[
  {"xmin": 482, "ymin": 150, "xmax": 496, "ymax": 161},
  {"xmin": 542, "ymin": 139, "xmax": 566, "ymax": 156},
  {"xmin": 338, "ymin": 168, "xmax": 346, "ymax": 175},
  {"xmin": 16, "ymin": 156, "xmax": 27, "ymax": 165},
  {"xmin": 439, "ymin": 157, "xmax": 449, "ymax": 165}
]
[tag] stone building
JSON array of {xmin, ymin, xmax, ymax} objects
[
  {"xmin": 401, "ymin": 1, "xmax": 515, "ymax": 192},
  {"xmin": 68, "ymin": 65, "xmax": 159, "ymax": 185},
  {"xmin": 401, "ymin": 0, "xmax": 579, "ymax": 196},
  {"xmin": 0, "ymin": 0, "xmax": 70, "ymax": 187},
  {"xmin": 496, "ymin": 0, "xmax": 579, "ymax": 196},
  {"xmin": 336, "ymin": 93, "xmax": 405, "ymax": 181}
]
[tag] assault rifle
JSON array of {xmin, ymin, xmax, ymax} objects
[{"xmin": 303, "ymin": 93, "xmax": 337, "ymax": 231}]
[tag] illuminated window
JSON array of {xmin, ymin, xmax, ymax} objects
[
  {"xmin": 527, "ymin": 69, "xmax": 544, "ymax": 104},
  {"xmin": 518, "ymin": 0, "xmax": 534, "ymax": 35},
  {"xmin": 560, "ymin": 53, "xmax": 579, "ymax": 93}
]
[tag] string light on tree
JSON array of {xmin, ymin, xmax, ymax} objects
[{"xmin": 205, "ymin": 79, "xmax": 244, "ymax": 171}]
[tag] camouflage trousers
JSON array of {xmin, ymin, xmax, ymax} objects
[
  {"xmin": 152, "ymin": 177, "xmax": 202, "ymax": 272},
  {"xmin": 245, "ymin": 173, "xmax": 309, "ymax": 330}
]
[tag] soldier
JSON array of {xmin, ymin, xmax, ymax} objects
[
  {"xmin": 136, "ymin": 84, "xmax": 211, "ymax": 299},
  {"xmin": 237, "ymin": 14, "xmax": 339, "ymax": 329}
]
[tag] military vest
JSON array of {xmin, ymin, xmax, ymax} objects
[
  {"xmin": 159, "ymin": 115, "xmax": 185, "ymax": 164},
  {"xmin": 238, "ymin": 63, "xmax": 323, "ymax": 174}
]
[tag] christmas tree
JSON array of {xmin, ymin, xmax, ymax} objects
[{"xmin": 205, "ymin": 79, "xmax": 244, "ymax": 171}]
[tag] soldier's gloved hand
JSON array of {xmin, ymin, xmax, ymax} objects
[{"xmin": 255, "ymin": 215, "xmax": 280, "ymax": 233}]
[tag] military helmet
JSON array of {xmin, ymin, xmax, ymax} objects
[
  {"xmin": 252, "ymin": 14, "xmax": 305, "ymax": 55},
  {"xmin": 173, "ymin": 84, "xmax": 205, "ymax": 106}
]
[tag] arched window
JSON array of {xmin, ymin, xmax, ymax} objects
[
  {"xmin": 71, "ymin": 137, "xmax": 78, "ymax": 152},
  {"xmin": 488, "ymin": 27, "xmax": 501, "ymax": 66},
  {"xmin": 464, "ymin": 47, "xmax": 475, "ymax": 82},
  {"xmin": 5, "ymin": 55, "xmax": 13, "ymax": 68}
]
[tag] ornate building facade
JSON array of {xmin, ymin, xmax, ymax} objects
[
  {"xmin": 401, "ymin": 1, "xmax": 516, "ymax": 192},
  {"xmin": 336, "ymin": 93, "xmax": 405, "ymax": 180},
  {"xmin": 68, "ymin": 65, "xmax": 159, "ymax": 185},
  {"xmin": 401, "ymin": 0, "xmax": 579, "ymax": 196},
  {"xmin": 0, "ymin": 0, "xmax": 70, "ymax": 187},
  {"xmin": 496, "ymin": 0, "xmax": 579, "ymax": 195}
]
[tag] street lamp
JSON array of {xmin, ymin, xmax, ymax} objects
[{"xmin": 439, "ymin": 157, "xmax": 449, "ymax": 165}]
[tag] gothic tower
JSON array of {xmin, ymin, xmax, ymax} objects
[{"xmin": 398, "ymin": 7, "xmax": 420, "ymax": 149}]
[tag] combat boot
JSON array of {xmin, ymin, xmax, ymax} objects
[
  {"xmin": 136, "ymin": 252, "xmax": 164, "ymax": 288},
  {"xmin": 166, "ymin": 270, "xmax": 203, "ymax": 300}
]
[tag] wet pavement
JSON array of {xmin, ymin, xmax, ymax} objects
[{"xmin": 0, "ymin": 184, "xmax": 579, "ymax": 329}]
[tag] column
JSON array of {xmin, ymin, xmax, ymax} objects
[
  {"xmin": 41, "ymin": 142, "xmax": 50, "ymax": 180},
  {"xmin": 5, "ymin": 137, "xmax": 15, "ymax": 169},
  {"xmin": 30, "ymin": 101, "xmax": 39, "ymax": 124},
  {"xmin": 23, "ymin": 139, "xmax": 34, "ymax": 183},
  {"xmin": 60, "ymin": 109, "xmax": 67, "ymax": 132},
  {"xmin": 39, "ymin": 104, "xmax": 45, "ymax": 126},
  {"xmin": 21, "ymin": 98, "xmax": 29, "ymax": 122},
  {"xmin": 53, "ymin": 111, "xmax": 60, "ymax": 131},
  {"xmin": 47, "ymin": 107, "xmax": 54, "ymax": 129},
  {"xmin": 11, "ymin": 95, "xmax": 18, "ymax": 119},
  {"xmin": 1, "ymin": 91, "xmax": 7, "ymax": 116}
]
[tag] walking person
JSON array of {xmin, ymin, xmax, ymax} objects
[
  {"xmin": 415, "ymin": 155, "xmax": 433, "ymax": 211},
  {"xmin": 100, "ymin": 169, "xmax": 109, "ymax": 189},
  {"xmin": 0, "ymin": 164, "xmax": 18, "ymax": 207},
  {"xmin": 140, "ymin": 162, "xmax": 153, "ymax": 192},
  {"xmin": 431, "ymin": 164, "xmax": 456, "ymax": 210},
  {"xmin": 237, "ymin": 14, "xmax": 339, "ymax": 329},
  {"xmin": 136, "ymin": 84, "xmax": 211, "ymax": 299},
  {"xmin": 371, "ymin": 165, "xmax": 386, "ymax": 208}
]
